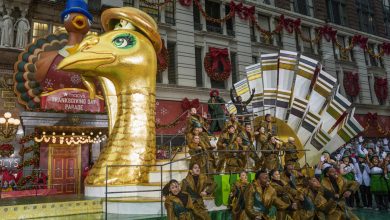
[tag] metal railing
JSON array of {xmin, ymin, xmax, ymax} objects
[
  {"xmin": 103, "ymin": 148, "xmax": 310, "ymax": 219},
  {"xmin": 157, "ymin": 103, "xmax": 278, "ymax": 162}
]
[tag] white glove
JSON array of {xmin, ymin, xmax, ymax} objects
[
  {"xmin": 363, "ymin": 148, "xmax": 368, "ymax": 155},
  {"xmin": 359, "ymin": 136, "xmax": 364, "ymax": 143},
  {"xmin": 384, "ymin": 138, "xmax": 389, "ymax": 145},
  {"xmin": 382, "ymin": 152, "xmax": 387, "ymax": 160}
]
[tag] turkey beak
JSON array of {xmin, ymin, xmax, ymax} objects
[
  {"xmin": 57, "ymin": 36, "xmax": 115, "ymax": 72},
  {"xmin": 72, "ymin": 15, "xmax": 87, "ymax": 30}
]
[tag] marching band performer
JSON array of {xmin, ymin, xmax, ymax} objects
[{"xmin": 181, "ymin": 162, "xmax": 216, "ymax": 220}]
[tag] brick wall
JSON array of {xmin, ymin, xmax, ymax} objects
[
  {"xmin": 372, "ymin": 0, "xmax": 386, "ymax": 37},
  {"xmin": 313, "ymin": 0, "xmax": 327, "ymax": 21},
  {"xmin": 345, "ymin": 1, "xmax": 359, "ymax": 30}
]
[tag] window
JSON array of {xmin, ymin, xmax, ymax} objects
[
  {"xmin": 225, "ymin": 4, "xmax": 234, "ymax": 36},
  {"xmin": 205, "ymin": 0, "xmax": 222, "ymax": 34},
  {"xmin": 293, "ymin": 0, "xmax": 312, "ymax": 16},
  {"xmin": 367, "ymin": 73, "xmax": 374, "ymax": 103},
  {"xmin": 250, "ymin": 21, "xmax": 257, "ymax": 42},
  {"xmin": 139, "ymin": 0, "xmax": 160, "ymax": 22},
  {"xmin": 295, "ymin": 31, "xmax": 301, "ymax": 52},
  {"xmin": 383, "ymin": 0, "xmax": 390, "ymax": 36},
  {"xmin": 333, "ymin": 35, "xmax": 353, "ymax": 61},
  {"xmin": 167, "ymin": 42, "xmax": 176, "ymax": 84},
  {"xmin": 327, "ymin": 0, "xmax": 346, "ymax": 25},
  {"xmin": 301, "ymin": 26, "xmax": 313, "ymax": 53},
  {"xmin": 231, "ymin": 51, "xmax": 238, "ymax": 84},
  {"xmin": 263, "ymin": 0, "xmax": 271, "ymax": 4},
  {"xmin": 193, "ymin": 2, "xmax": 202, "ymax": 30},
  {"xmin": 32, "ymin": 22, "xmax": 49, "ymax": 42},
  {"xmin": 258, "ymin": 15, "xmax": 271, "ymax": 44},
  {"xmin": 252, "ymin": 56, "xmax": 258, "ymax": 64},
  {"xmin": 378, "ymin": 45, "xmax": 385, "ymax": 67},
  {"xmin": 195, "ymin": 47, "xmax": 203, "ymax": 87},
  {"xmin": 356, "ymin": 0, "xmax": 375, "ymax": 34},
  {"xmin": 368, "ymin": 43, "xmax": 378, "ymax": 67},
  {"xmin": 52, "ymin": 25, "xmax": 64, "ymax": 34},
  {"xmin": 165, "ymin": 0, "xmax": 175, "ymax": 25},
  {"xmin": 210, "ymin": 79, "xmax": 225, "ymax": 89},
  {"xmin": 156, "ymin": 72, "xmax": 162, "ymax": 83},
  {"xmin": 123, "ymin": 0, "xmax": 134, "ymax": 6},
  {"xmin": 274, "ymin": 18, "xmax": 283, "ymax": 47}
]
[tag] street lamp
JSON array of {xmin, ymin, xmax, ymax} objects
[{"xmin": 0, "ymin": 112, "xmax": 20, "ymax": 142}]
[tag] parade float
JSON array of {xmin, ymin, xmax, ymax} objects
[{"xmin": 8, "ymin": 0, "xmax": 366, "ymax": 218}]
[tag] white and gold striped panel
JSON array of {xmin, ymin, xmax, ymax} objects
[
  {"xmin": 293, "ymin": 55, "xmax": 318, "ymax": 99},
  {"xmin": 261, "ymin": 53, "xmax": 279, "ymax": 116},
  {"xmin": 296, "ymin": 110, "xmax": 321, "ymax": 145},
  {"xmin": 325, "ymin": 108, "xmax": 364, "ymax": 153},
  {"xmin": 308, "ymin": 70, "xmax": 337, "ymax": 114},
  {"xmin": 275, "ymin": 89, "xmax": 292, "ymax": 120},
  {"xmin": 303, "ymin": 128, "xmax": 332, "ymax": 165},
  {"xmin": 246, "ymin": 63, "xmax": 263, "ymax": 114},
  {"xmin": 321, "ymin": 86, "xmax": 352, "ymax": 135},
  {"xmin": 234, "ymin": 79, "xmax": 250, "ymax": 101},
  {"xmin": 226, "ymin": 101, "xmax": 237, "ymax": 115},
  {"xmin": 287, "ymin": 97, "xmax": 308, "ymax": 131},
  {"xmin": 276, "ymin": 50, "xmax": 298, "ymax": 120}
]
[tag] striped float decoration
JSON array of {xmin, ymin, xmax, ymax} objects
[
  {"xmin": 308, "ymin": 70, "xmax": 337, "ymax": 114},
  {"xmin": 276, "ymin": 50, "xmax": 298, "ymax": 120},
  {"xmin": 226, "ymin": 101, "xmax": 237, "ymax": 114},
  {"xmin": 233, "ymin": 79, "xmax": 250, "ymax": 101},
  {"xmin": 287, "ymin": 97, "xmax": 308, "ymax": 131},
  {"xmin": 246, "ymin": 63, "xmax": 263, "ymax": 114},
  {"xmin": 325, "ymin": 108, "xmax": 364, "ymax": 153},
  {"xmin": 293, "ymin": 55, "xmax": 318, "ymax": 99},
  {"xmin": 311, "ymin": 128, "xmax": 331, "ymax": 151},
  {"xmin": 321, "ymin": 86, "xmax": 352, "ymax": 135},
  {"xmin": 261, "ymin": 53, "xmax": 279, "ymax": 116},
  {"xmin": 296, "ymin": 110, "xmax": 321, "ymax": 145}
]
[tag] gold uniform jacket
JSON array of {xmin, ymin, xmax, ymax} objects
[
  {"xmin": 244, "ymin": 181, "xmax": 290, "ymax": 219},
  {"xmin": 165, "ymin": 193, "xmax": 194, "ymax": 220}
]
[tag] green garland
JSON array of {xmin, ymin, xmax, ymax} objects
[{"xmin": 17, "ymin": 134, "xmax": 41, "ymax": 187}]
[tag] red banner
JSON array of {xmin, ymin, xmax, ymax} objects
[
  {"xmin": 40, "ymin": 89, "xmax": 105, "ymax": 113},
  {"xmin": 39, "ymin": 55, "xmax": 105, "ymax": 113}
]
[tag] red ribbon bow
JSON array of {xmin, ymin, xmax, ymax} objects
[
  {"xmin": 317, "ymin": 25, "xmax": 337, "ymax": 42},
  {"xmin": 209, "ymin": 47, "xmax": 231, "ymax": 73},
  {"xmin": 343, "ymin": 72, "xmax": 360, "ymax": 97},
  {"xmin": 279, "ymin": 15, "xmax": 301, "ymax": 34},
  {"xmin": 243, "ymin": 6, "xmax": 255, "ymax": 20},
  {"xmin": 181, "ymin": 98, "xmax": 200, "ymax": 111},
  {"xmin": 231, "ymin": 2, "xmax": 254, "ymax": 20},
  {"xmin": 381, "ymin": 42, "xmax": 390, "ymax": 55},
  {"xmin": 367, "ymin": 112, "xmax": 378, "ymax": 122},
  {"xmin": 179, "ymin": 0, "xmax": 192, "ymax": 7},
  {"xmin": 353, "ymin": 35, "xmax": 368, "ymax": 50}
]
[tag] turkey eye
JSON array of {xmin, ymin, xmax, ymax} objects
[
  {"xmin": 112, "ymin": 34, "xmax": 135, "ymax": 49},
  {"xmin": 64, "ymin": 14, "xmax": 70, "ymax": 21}
]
